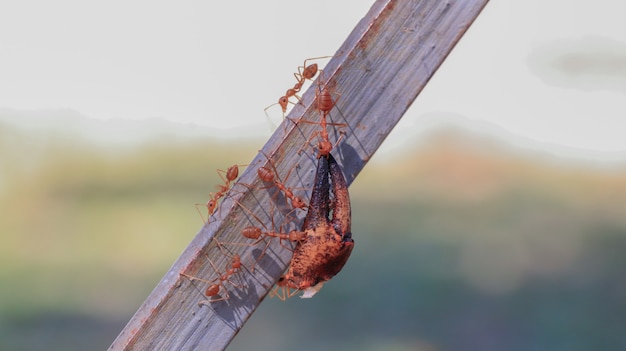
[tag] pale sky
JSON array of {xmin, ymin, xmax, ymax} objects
[{"xmin": 1, "ymin": 1, "xmax": 625, "ymax": 160}]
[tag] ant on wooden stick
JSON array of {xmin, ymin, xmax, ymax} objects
[
  {"xmin": 229, "ymin": 197, "xmax": 307, "ymax": 272},
  {"xmin": 248, "ymin": 151, "xmax": 308, "ymax": 211},
  {"xmin": 195, "ymin": 164, "xmax": 246, "ymax": 223},
  {"xmin": 180, "ymin": 239, "xmax": 246, "ymax": 304},
  {"xmin": 297, "ymin": 80, "xmax": 346, "ymax": 158},
  {"xmin": 264, "ymin": 56, "xmax": 332, "ymax": 120}
]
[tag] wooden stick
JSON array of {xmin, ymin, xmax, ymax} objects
[{"xmin": 109, "ymin": 0, "xmax": 489, "ymax": 349}]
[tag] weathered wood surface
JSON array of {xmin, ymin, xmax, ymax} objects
[{"xmin": 109, "ymin": 0, "xmax": 489, "ymax": 349}]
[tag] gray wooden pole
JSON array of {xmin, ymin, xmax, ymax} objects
[{"xmin": 109, "ymin": 0, "xmax": 489, "ymax": 349}]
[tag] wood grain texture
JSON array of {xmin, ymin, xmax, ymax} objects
[{"xmin": 109, "ymin": 0, "xmax": 489, "ymax": 349}]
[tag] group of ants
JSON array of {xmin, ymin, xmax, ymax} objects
[{"xmin": 180, "ymin": 56, "xmax": 355, "ymax": 304}]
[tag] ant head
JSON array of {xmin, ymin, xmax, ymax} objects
[
  {"xmin": 318, "ymin": 141, "xmax": 332, "ymax": 157},
  {"xmin": 207, "ymin": 199, "xmax": 218, "ymax": 214},
  {"xmin": 279, "ymin": 96, "xmax": 289, "ymax": 113},
  {"xmin": 292, "ymin": 196, "xmax": 307, "ymax": 209}
]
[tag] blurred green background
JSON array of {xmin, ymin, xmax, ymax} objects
[{"xmin": 1, "ymin": 119, "xmax": 625, "ymax": 351}]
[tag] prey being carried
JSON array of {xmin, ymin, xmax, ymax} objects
[{"xmin": 274, "ymin": 153, "xmax": 354, "ymax": 299}]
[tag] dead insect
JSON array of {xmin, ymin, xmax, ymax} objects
[{"xmin": 273, "ymin": 153, "xmax": 354, "ymax": 299}]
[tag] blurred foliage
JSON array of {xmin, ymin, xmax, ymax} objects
[{"xmin": 1, "ymin": 122, "xmax": 626, "ymax": 351}]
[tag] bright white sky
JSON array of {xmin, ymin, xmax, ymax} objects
[{"xmin": 1, "ymin": 1, "xmax": 625, "ymax": 160}]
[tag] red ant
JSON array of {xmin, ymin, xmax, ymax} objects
[
  {"xmin": 297, "ymin": 81, "xmax": 346, "ymax": 158},
  {"xmin": 241, "ymin": 226, "xmax": 306, "ymax": 249},
  {"xmin": 195, "ymin": 164, "xmax": 246, "ymax": 223},
  {"xmin": 229, "ymin": 197, "xmax": 307, "ymax": 271},
  {"xmin": 181, "ymin": 239, "xmax": 245, "ymax": 304},
  {"xmin": 264, "ymin": 56, "xmax": 332, "ymax": 119},
  {"xmin": 251, "ymin": 152, "xmax": 308, "ymax": 211}
]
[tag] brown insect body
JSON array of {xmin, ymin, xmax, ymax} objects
[
  {"xmin": 265, "ymin": 56, "xmax": 329, "ymax": 118},
  {"xmin": 297, "ymin": 83, "xmax": 346, "ymax": 159},
  {"xmin": 181, "ymin": 250, "xmax": 243, "ymax": 304},
  {"xmin": 257, "ymin": 161, "xmax": 308, "ymax": 210},
  {"xmin": 197, "ymin": 164, "xmax": 244, "ymax": 222},
  {"xmin": 277, "ymin": 153, "xmax": 353, "ymax": 295}
]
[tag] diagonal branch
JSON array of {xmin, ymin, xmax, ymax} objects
[{"xmin": 109, "ymin": 0, "xmax": 489, "ymax": 349}]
